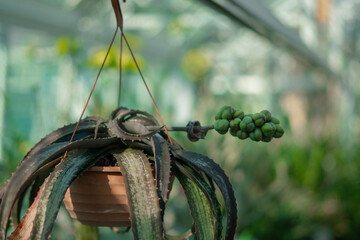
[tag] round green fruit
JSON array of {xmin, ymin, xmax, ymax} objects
[
  {"xmin": 260, "ymin": 110, "xmax": 272, "ymax": 122},
  {"xmin": 261, "ymin": 122, "xmax": 276, "ymax": 137},
  {"xmin": 214, "ymin": 119, "xmax": 230, "ymax": 134},
  {"xmin": 236, "ymin": 130, "xmax": 248, "ymax": 140},
  {"xmin": 233, "ymin": 110, "xmax": 245, "ymax": 119},
  {"xmin": 230, "ymin": 128, "xmax": 238, "ymax": 137},
  {"xmin": 270, "ymin": 117, "xmax": 280, "ymax": 124},
  {"xmin": 252, "ymin": 113, "xmax": 266, "ymax": 127},
  {"xmin": 219, "ymin": 105, "xmax": 230, "ymax": 113},
  {"xmin": 254, "ymin": 128, "xmax": 263, "ymax": 140},
  {"xmin": 240, "ymin": 116, "xmax": 253, "ymax": 131},
  {"xmin": 249, "ymin": 128, "xmax": 262, "ymax": 142},
  {"xmin": 221, "ymin": 106, "xmax": 235, "ymax": 120},
  {"xmin": 274, "ymin": 125, "xmax": 284, "ymax": 138},
  {"xmin": 246, "ymin": 122, "xmax": 255, "ymax": 132},
  {"xmin": 249, "ymin": 132, "xmax": 259, "ymax": 142},
  {"xmin": 255, "ymin": 118, "xmax": 265, "ymax": 127},
  {"xmin": 261, "ymin": 136, "xmax": 272, "ymax": 142},
  {"xmin": 214, "ymin": 120, "xmax": 220, "ymax": 129},
  {"xmin": 215, "ymin": 111, "xmax": 222, "ymax": 120},
  {"xmin": 252, "ymin": 113, "xmax": 264, "ymax": 121},
  {"xmin": 230, "ymin": 118, "xmax": 241, "ymax": 131},
  {"xmin": 215, "ymin": 106, "xmax": 230, "ymax": 120}
]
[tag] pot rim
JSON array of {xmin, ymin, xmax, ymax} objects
[{"xmin": 86, "ymin": 166, "xmax": 121, "ymax": 172}]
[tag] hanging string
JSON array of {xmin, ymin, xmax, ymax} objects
[
  {"xmin": 117, "ymin": 35, "xmax": 123, "ymax": 107},
  {"xmin": 120, "ymin": 30, "xmax": 173, "ymax": 145},
  {"xmin": 112, "ymin": 0, "xmax": 173, "ymax": 145},
  {"xmin": 61, "ymin": 27, "xmax": 119, "ymax": 160},
  {"xmin": 63, "ymin": 0, "xmax": 173, "ymax": 162}
]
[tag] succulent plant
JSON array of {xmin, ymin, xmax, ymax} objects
[
  {"xmin": 0, "ymin": 105, "xmax": 284, "ymax": 240},
  {"xmin": 0, "ymin": 108, "xmax": 237, "ymax": 240},
  {"xmin": 0, "ymin": 0, "xmax": 284, "ymax": 238}
]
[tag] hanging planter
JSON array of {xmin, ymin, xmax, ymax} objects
[
  {"xmin": 0, "ymin": 106, "xmax": 284, "ymax": 240},
  {"xmin": 0, "ymin": 0, "xmax": 285, "ymax": 239},
  {"xmin": 63, "ymin": 166, "xmax": 131, "ymax": 227}
]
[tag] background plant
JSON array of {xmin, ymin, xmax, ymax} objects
[{"xmin": 1, "ymin": 0, "xmax": 360, "ymax": 239}]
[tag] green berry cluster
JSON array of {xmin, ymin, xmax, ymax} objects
[{"xmin": 214, "ymin": 106, "xmax": 284, "ymax": 142}]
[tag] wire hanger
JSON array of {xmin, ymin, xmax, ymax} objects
[
  {"xmin": 111, "ymin": 0, "xmax": 124, "ymax": 31},
  {"xmin": 62, "ymin": 0, "xmax": 174, "ymax": 152}
]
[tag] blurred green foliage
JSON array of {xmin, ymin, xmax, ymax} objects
[
  {"xmin": 176, "ymin": 133, "xmax": 360, "ymax": 239},
  {"xmin": 1, "ymin": 0, "xmax": 360, "ymax": 239}
]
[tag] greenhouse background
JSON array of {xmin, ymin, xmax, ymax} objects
[{"xmin": 0, "ymin": 0, "xmax": 359, "ymax": 239}]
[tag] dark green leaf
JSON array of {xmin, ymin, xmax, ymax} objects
[
  {"xmin": 8, "ymin": 176, "xmax": 50, "ymax": 240},
  {"xmin": 106, "ymin": 109, "xmax": 162, "ymax": 140},
  {"xmin": 173, "ymin": 163, "xmax": 222, "ymax": 240},
  {"xmin": 30, "ymin": 148, "xmax": 110, "ymax": 239},
  {"xmin": 151, "ymin": 135, "xmax": 172, "ymax": 203},
  {"xmin": 0, "ymin": 142, "xmax": 68, "ymax": 239},
  {"xmin": 113, "ymin": 149, "xmax": 163, "ymax": 240},
  {"xmin": 20, "ymin": 118, "xmax": 104, "ymax": 165},
  {"xmin": 0, "ymin": 118, "xmax": 104, "ymax": 236},
  {"xmin": 0, "ymin": 137, "xmax": 123, "ymax": 239},
  {"xmin": 9, "ymin": 191, "xmax": 25, "ymax": 229},
  {"xmin": 170, "ymin": 147, "xmax": 237, "ymax": 240}
]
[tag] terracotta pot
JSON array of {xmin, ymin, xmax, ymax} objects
[{"xmin": 63, "ymin": 166, "xmax": 131, "ymax": 227}]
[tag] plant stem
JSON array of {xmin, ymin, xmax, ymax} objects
[{"xmin": 146, "ymin": 125, "xmax": 214, "ymax": 132}]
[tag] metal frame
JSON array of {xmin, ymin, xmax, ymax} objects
[
  {"xmin": 199, "ymin": 0, "xmax": 337, "ymax": 78},
  {"xmin": 0, "ymin": 0, "xmax": 337, "ymax": 78},
  {"xmin": 0, "ymin": 0, "xmax": 78, "ymax": 35}
]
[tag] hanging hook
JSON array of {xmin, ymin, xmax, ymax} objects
[{"xmin": 111, "ymin": 0, "xmax": 124, "ymax": 30}]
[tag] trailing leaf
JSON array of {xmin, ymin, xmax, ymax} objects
[
  {"xmin": 8, "ymin": 176, "xmax": 50, "ymax": 240},
  {"xmin": 29, "ymin": 172, "xmax": 51, "ymax": 209},
  {"xmin": 175, "ymin": 162, "xmax": 223, "ymax": 239},
  {"xmin": 19, "ymin": 118, "xmax": 103, "ymax": 166},
  {"xmin": 106, "ymin": 109, "xmax": 162, "ymax": 140},
  {"xmin": 0, "ymin": 142, "xmax": 68, "ymax": 239},
  {"xmin": 29, "ymin": 148, "xmax": 111, "ymax": 239},
  {"xmin": 111, "ymin": 108, "xmax": 159, "ymax": 127},
  {"xmin": 0, "ymin": 181, "xmax": 8, "ymax": 204},
  {"xmin": 9, "ymin": 191, "xmax": 25, "ymax": 229},
  {"xmin": 0, "ymin": 137, "xmax": 124, "ymax": 239},
  {"xmin": 170, "ymin": 146, "xmax": 237, "ymax": 240},
  {"xmin": 11, "ymin": 169, "xmax": 52, "ymax": 229},
  {"xmin": 151, "ymin": 135, "xmax": 172, "ymax": 204},
  {"xmin": 106, "ymin": 120, "xmax": 160, "ymax": 140},
  {"xmin": 113, "ymin": 149, "xmax": 163, "ymax": 240},
  {"xmin": 0, "ymin": 120, "xmax": 104, "ymax": 237},
  {"xmin": 173, "ymin": 163, "xmax": 221, "ymax": 240}
]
